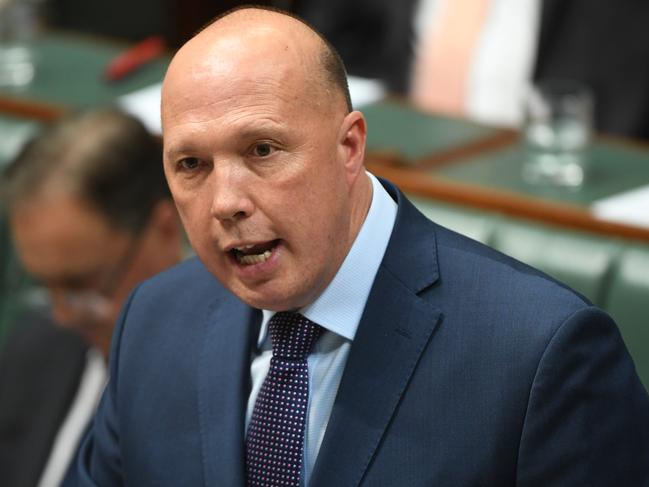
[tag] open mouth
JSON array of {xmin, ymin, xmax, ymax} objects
[{"xmin": 230, "ymin": 239, "xmax": 280, "ymax": 265}]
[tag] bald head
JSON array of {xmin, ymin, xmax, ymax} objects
[{"xmin": 162, "ymin": 7, "xmax": 351, "ymax": 125}]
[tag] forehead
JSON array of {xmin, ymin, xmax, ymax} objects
[
  {"xmin": 165, "ymin": 75, "xmax": 298, "ymax": 125},
  {"xmin": 10, "ymin": 193, "xmax": 128, "ymax": 279},
  {"xmin": 161, "ymin": 21, "xmax": 326, "ymax": 130},
  {"xmin": 162, "ymin": 70, "xmax": 325, "ymax": 163}
]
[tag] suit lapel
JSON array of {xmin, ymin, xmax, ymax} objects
[
  {"xmin": 310, "ymin": 184, "xmax": 443, "ymax": 487},
  {"xmin": 197, "ymin": 295, "xmax": 260, "ymax": 487}
]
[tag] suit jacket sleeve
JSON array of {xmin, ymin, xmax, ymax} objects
[{"xmin": 517, "ymin": 306, "xmax": 649, "ymax": 485}]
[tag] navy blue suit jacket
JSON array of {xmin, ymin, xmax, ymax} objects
[{"xmin": 69, "ymin": 181, "xmax": 649, "ymax": 485}]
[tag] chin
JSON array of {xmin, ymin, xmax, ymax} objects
[
  {"xmin": 235, "ymin": 285, "xmax": 311, "ymax": 312},
  {"xmin": 238, "ymin": 294, "xmax": 295, "ymax": 312}
]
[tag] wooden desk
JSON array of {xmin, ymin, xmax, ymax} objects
[
  {"xmin": 363, "ymin": 100, "xmax": 516, "ymax": 166},
  {"xmin": 363, "ymin": 101, "xmax": 649, "ymax": 244}
]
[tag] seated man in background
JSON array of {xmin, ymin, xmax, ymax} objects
[{"xmin": 0, "ymin": 109, "xmax": 183, "ymax": 487}]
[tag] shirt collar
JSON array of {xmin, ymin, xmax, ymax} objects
[{"xmin": 258, "ymin": 173, "xmax": 397, "ymax": 346}]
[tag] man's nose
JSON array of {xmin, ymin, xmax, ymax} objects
[{"xmin": 209, "ymin": 163, "xmax": 255, "ymax": 222}]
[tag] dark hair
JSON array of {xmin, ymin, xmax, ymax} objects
[
  {"xmin": 199, "ymin": 5, "xmax": 353, "ymax": 112},
  {"xmin": 2, "ymin": 109, "xmax": 170, "ymax": 234},
  {"xmin": 319, "ymin": 42, "xmax": 352, "ymax": 112}
]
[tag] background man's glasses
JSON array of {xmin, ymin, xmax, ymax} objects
[{"xmin": 47, "ymin": 234, "xmax": 143, "ymax": 321}]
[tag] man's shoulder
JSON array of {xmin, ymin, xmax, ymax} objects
[
  {"xmin": 383, "ymin": 186, "xmax": 591, "ymax": 322},
  {"xmin": 111, "ymin": 257, "xmax": 241, "ymax": 364},
  {"xmin": 128, "ymin": 256, "xmax": 231, "ymax": 312},
  {"xmin": 438, "ymin": 222, "xmax": 587, "ymax": 294},
  {"xmin": 141, "ymin": 256, "xmax": 222, "ymax": 292},
  {"xmin": 429, "ymin": 222, "xmax": 592, "ymax": 329}
]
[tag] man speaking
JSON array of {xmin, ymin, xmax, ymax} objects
[{"xmin": 69, "ymin": 7, "xmax": 649, "ymax": 486}]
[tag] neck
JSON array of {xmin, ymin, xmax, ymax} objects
[{"xmin": 348, "ymin": 172, "xmax": 374, "ymax": 245}]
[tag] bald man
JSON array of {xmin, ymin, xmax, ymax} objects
[{"xmin": 68, "ymin": 7, "xmax": 649, "ymax": 486}]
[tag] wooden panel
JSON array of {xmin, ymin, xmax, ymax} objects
[{"xmin": 367, "ymin": 159, "xmax": 649, "ymax": 244}]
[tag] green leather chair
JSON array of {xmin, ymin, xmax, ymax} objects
[{"xmin": 604, "ymin": 245, "xmax": 649, "ymax": 389}]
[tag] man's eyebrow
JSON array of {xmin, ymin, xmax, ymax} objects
[
  {"xmin": 164, "ymin": 139, "xmax": 204, "ymax": 159},
  {"xmin": 164, "ymin": 145, "xmax": 194, "ymax": 159},
  {"xmin": 164, "ymin": 120, "xmax": 288, "ymax": 158},
  {"xmin": 236, "ymin": 119, "xmax": 287, "ymax": 139}
]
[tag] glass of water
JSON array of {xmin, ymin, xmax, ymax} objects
[
  {"xmin": 0, "ymin": 0, "xmax": 42, "ymax": 88},
  {"xmin": 522, "ymin": 79, "xmax": 594, "ymax": 187}
]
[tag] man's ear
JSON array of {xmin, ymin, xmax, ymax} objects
[
  {"xmin": 338, "ymin": 111, "xmax": 367, "ymax": 186},
  {"xmin": 143, "ymin": 198, "xmax": 184, "ymax": 265},
  {"xmin": 148, "ymin": 198, "xmax": 182, "ymax": 247},
  {"xmin": 149, "ymin": 199, "xmax": 181, "ymax": 239}
]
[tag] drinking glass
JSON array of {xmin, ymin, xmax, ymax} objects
[
  {"xmin": 522, "ymin": 79, "xmax": 594, "ymax": 187},
  {"xmin": 0, "ymin": 0, "xmax": 42, "ymax": 88}
]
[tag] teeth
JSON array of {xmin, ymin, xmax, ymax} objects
[
  {"xmin": 237, "ymin": 250, "xmax": 272, "ymax": 265},
  {"xmin": 236, "ymin": 244, "xmax": 256, "ymax": 251}
]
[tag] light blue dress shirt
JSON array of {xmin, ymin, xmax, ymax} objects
[{"xmin": 246, "ymin": 173, "xmax": 398, "ymax": 485}]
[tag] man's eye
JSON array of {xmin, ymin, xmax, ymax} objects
[
  {"xmin": 178, "ymin": 157, "xmax": 201, "ymax": 170},
  {"xmin": 252, "ymin": 143, "xmax": 274, "ymax": 157}
]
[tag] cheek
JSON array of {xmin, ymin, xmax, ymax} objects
[
  {"xmin": 169, "ymin": 173, "xmax": 211, "ymax": 213},
  {"xmin": 184, "ymin": 219, "xmax": 213, "ymax": 256},
  {"xmin": 175, "ymin": 196, "xmax": 210, "ymax": 239},
  {"xmin": 289, "ymin": 192, "xmax": 349, "ymax": 261}
]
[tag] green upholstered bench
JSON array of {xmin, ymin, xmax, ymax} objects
[
  {"xmin": 409, "ymin": 195, "xmax": 649, "ymax": 390},
  {"xmin": 604, "ymin": 246, "xmax": 649, "ymax": 389}
]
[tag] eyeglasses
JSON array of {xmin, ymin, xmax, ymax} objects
[{"xmin": 48, "ymin": 234, "xmax": 143, "ymax": 320}]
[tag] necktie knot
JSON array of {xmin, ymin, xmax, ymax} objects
[{"xmin": 268, "ymin": 312, "xmax": 323, "ymax": 361}]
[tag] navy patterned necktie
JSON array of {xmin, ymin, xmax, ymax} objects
[{"xmin": 246, "ymin": 312, "xmax": 324, "ymax": 486}]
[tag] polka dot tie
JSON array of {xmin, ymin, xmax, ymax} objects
[{"xmin": 246, "ymin": 312, "xmax": 324, "ymax": 486}]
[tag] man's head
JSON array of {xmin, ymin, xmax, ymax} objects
[
  {"xmin": 161, "ymin": 7, "xmax": 372, "ymax": 312},
  {"xmin": 3, "ymin": 109, "xmax": 182, "ymax": 356}
]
